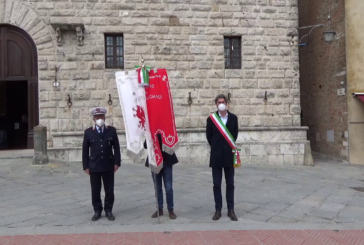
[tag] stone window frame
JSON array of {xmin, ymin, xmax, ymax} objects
[
  {"xmin": 104, "ymin": 34, "xmax": 124, "ymax": 69},
  {"xmin": 224, "ymin": 36, "xmax": 242, "ymax": 69}
]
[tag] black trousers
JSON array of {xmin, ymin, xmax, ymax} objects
[
  {"xmin": 212, "ymin": 167, "xmax": 235, "ymax": 211},
  {"xmin": 90, "ymin": 171, "xmax": 114, "ymax": 213}
]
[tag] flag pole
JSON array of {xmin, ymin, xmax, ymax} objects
[
  {"xmin": 142, "ymin": 55, "xmax": 159, "ymax": 223},
  {"xmin": 153, "ymin": 172, "xmax": 160, "ymax": 224}
]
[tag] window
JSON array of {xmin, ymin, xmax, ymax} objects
[
  {"xmin": 224, "ymin": 36, "xmax": 241, "ymax": 69},
  {"xmin": 104, "ymin": 34, "xmax": 124, "ymax": 69}
]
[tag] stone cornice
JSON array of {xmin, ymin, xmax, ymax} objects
[{"xmin": 51, "ymin": 126, "xmax": 309, "ymax": 137}]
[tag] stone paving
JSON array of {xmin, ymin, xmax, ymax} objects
[
  {"xmin": 2, "ymin": 154, "xmax": 364, "ymax": 241},
  {"xmin": 3, "ymin": 230, "xmax": 364, "ymax": 245}
]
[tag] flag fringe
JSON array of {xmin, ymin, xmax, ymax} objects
[
  {"xmin": 149, "ymin": 162, "xmax": 163, "ymax": 174},
  {"xmin": 127, "ymin": 149, "xmax": 144, "ymax": 160},
  {"xmin": 162, "ymin": 142, "xmax": 179, "ymax": 155}
]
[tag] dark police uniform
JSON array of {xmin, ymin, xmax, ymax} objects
[{"xmin": 82, "ymin": 125, "xmax": 121, "ymax": 214}]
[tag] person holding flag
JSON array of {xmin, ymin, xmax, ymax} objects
[
  {"xmin": 144, "ymin": 133, "xmax": 178, "ymax": 220},
  {"xmin": 206, "ymin": 94, "xmax": 240, "ymax": 221}
]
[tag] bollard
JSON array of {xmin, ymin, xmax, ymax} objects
[
  {"xmin": 304, "ymin": 142, "xmax": 314, "ymax": 166},
  {"xmin": 33, "ymin": 126, "xmax": 49, "ymax": 165}
]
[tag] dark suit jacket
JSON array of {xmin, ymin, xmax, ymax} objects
[
  {"xmin": 144, "ymin": 134, "xmax": 178, "ymax": 168},
  {"xmin": 82, "ymin": 126, "xmax": 121, "ymax": 172},
  {"xmin": 206, "ymin": 111, "xmax": 238, "ymax": 168}
]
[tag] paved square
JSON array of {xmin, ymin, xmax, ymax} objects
[
  {"xmin": 1, "ymin": 154, "xmax": 364, "ymax": 244},
  {"xmin": 2, "ymin": 230, "xmax": 364, "ymax": 245}
]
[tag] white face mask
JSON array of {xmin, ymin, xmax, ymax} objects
[
  {"xmin": 218, "ymin": 103, "xmax": 226, "ymax": 112},
  {"xmin": 95, "ymin": 119, "xmax": 105, "ymax": 127}
]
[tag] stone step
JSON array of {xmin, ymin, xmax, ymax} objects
[{"xmin": 0, "ymin": 150, "xmax": 33, "ymax": 159}]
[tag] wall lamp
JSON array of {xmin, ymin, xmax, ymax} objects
[
  {"xmin": 298, "ymin": 24, "xmax": 336, "ymax": 46},
  {"xmin": 298, "ymin": 12, "xmax": 336, "ymax": 46}
]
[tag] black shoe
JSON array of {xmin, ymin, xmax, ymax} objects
[
  {"xmin": 151, "ymin": 209, "xmax": 163, "ymax": 218},
  {"xmin": 228, "ymin": 209, "xmax": 238, "ymax": 221},
  {"xmin": 105, "ymin": 212, "xmax": 115, "ymax": 221},
  {"xmin": 212, "ymin": 210, "xmax": 221, "ymax": 221},
  {"xmin": 91, "ymin": 212, "xmax": 101, "ymax": 221}
]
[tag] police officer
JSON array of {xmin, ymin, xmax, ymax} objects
[{"xmin": 82, "ymin": 107, "xmax": 121, "ymax": 221}]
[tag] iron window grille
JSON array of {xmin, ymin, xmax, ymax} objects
[
  {"xmin": 224, "ymin": 36, "xmax": 242, "ymax": 69},
  {"xmin": 105, "ymin": 34, "xmax": 124, "ymax": 69}
]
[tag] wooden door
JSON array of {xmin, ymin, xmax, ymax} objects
[{"xmin": 0, "ymin": 25, "xmax": 38, "ymax": 149}]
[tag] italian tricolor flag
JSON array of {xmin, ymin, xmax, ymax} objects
[
  {"xmin": 135, "ymin": 65, "xmax": 151, "ymax": 86},
  {"xmin": 210, "ymin": 113, "xmax": 241, "ymax": 168}
]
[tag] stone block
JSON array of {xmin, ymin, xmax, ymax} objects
[
  {"xmin": 57, "ymin": 108, "xmax": 72, "ymax": 119},
  {"xmin": 268, "ymin": 155, "xmax": 284, "ymax": 166},
  {"xmin": 72, "ymin": 72, "xmax": 90, "ymax": 80},
  {"xmin": 73, "ymin": 92, "xmax": 91, "ymax": 100},
  {"xmin": 250, "ymin": 144, "xmax": 267, "ymax": 155},
  {"xmin": 40, "ymin": 109, "xmax": 57, "ymax": 119},
  {"xmin": 191, "ymin": 5, "xmax": 212, "ymax": 11},
  {"xmin": 91, "ymin": 91, "xmax": 106, "ymax": 100},
  {"xmin": 49, "ymin": 10, "xmax": 76, "ymax": 16},
  {"xmin": 241, "ymin": 155, "xmax": 252, "ymax": 165},
  {"xmin": 266, "ymin": 144, "xmax": 281, "ymax": 155},
  {"xmin": 282, "ymin": 116, "xmax": 292, "ymax": 126},
  {"xmin": 290, "ymin": 105, "xmax": 301, "ymax": 114},
  {"xmin": 225, "ymin": 70, "xmax": 243, "ymax": 78},
  {"xmin": 241, "ymin": 79, "xmax": 258, "ymax": 89},
  {"xmin": 40, "ymin": 102, "xmax": 57, "ymax": 108},
  {"xmin": 240, "ymin": 117, "xmax": 251, "ymax": 126},
  {"xmin": 293, "ymin": 115, "xmax": 300, "ymax": 126},
  {"xmin": 252, "ymin": 155, "xmax": 268, "ymax": 165},
  {"xmin": 294, "ymin": 154, "xmax": 304, "ymax": 165},
  {"xmin": 283, "ymin": 154, "xmax": 294, "ymax": 166},
  {"xmin": 184, "ymin": 118, "xmax": 199, "ymax": 128},
  {"xmin": 189, "ymin": 46, "xmax": 207, "ymax": 54},
  {"xmin": 69, "ymin": 149, "xmax": 82, "ymax": 162},
  {"xmin": 63, "ymin": 137, "xmax": 83, "ymax": 147},
  {"xmin": 280, "ymin": 143, "xmax": 304, "ymax": 154}
]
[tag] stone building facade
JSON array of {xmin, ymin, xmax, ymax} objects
[
  {"xmin": 299, "ymin": 0, "xmax": 364, "ymax": 165},
  {"xmin": 299, "ymin": 0, "xmax": 348, "ymax": 161},
  {"xmin": 0, "ymin": 0, "xmax": 311, "ymax": 165}
]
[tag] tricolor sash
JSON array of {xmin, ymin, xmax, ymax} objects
[{"xmin": 210, "ymin": 113, "xmax": 241, "ymax": 168}]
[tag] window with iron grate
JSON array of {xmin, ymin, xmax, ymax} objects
[
  {"xmin": 224, "ymin": 36, "xmax": 242, "ymax": 69},
  {"xmin": 104, "ymin": 34, "xmax": 124, "ymax": 69}
]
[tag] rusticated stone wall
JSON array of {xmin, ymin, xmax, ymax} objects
[{"xmin": 0, "ymin": 0, "xmax": 310, "ymax": 165}]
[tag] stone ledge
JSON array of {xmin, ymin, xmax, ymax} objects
[
  {"xmin": 51, "ymin": 126, "xmax": 309, "ymax": 137},
  {"xmin": 49, "ymin": 141, "xmax": 309, "ymax": 148},
  {"xmin": 48, "ymin": 140, "xmax": 310, "ymax": 165}
]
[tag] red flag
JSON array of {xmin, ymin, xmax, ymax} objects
[{"xmin": 145, "ymin": 69, "xmax": 179, "ymax": 167}]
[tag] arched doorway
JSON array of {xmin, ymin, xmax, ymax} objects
[{"xmin": 0, "ymin": 25, "xmax": 38, "ymax": 150}]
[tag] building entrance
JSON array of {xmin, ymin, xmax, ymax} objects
[{"xmin": 0, "ymin": 25, "xmax": 38, "ymax": 149}]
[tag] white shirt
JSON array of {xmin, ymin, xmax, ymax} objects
[
  {"xmin": 219, "ymin": 111, "xmax": 228, "ymax": 125},
  {"xmin": 96, "ymin": 125, "xmax": 104, "ymax": 134}
]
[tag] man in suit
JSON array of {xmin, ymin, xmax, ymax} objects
[
  {"xmin": 206, "ymin": 94, "xmax": 238, "ymax": 221},
  {"xmin": 144, "ymin": 134, "xmax": 178, "ymax": 219},
  {"xmin": 82, "ymin": 107, "xmax": 121, "ymax": 221}
]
